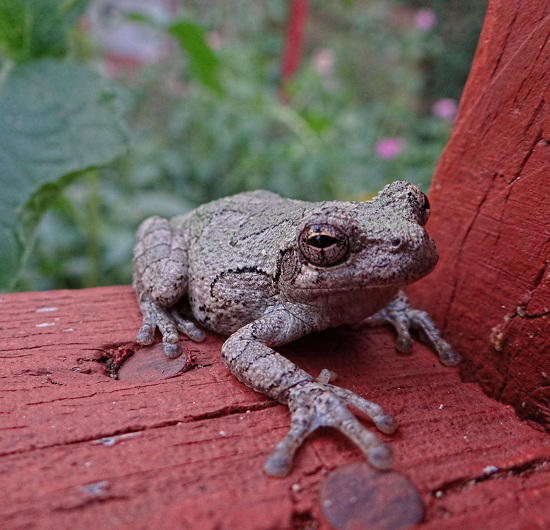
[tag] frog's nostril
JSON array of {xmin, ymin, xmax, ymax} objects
[{"xmin": 391, "ymin": 237, "xmax": 402, "ymax": 248}]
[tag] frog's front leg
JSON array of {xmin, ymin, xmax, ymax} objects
[
  {"xmin": 133, "ymin": 216, "xmax": 205, "ymax": 358},
  {"xmin": 364, "ymin": 290, "xmax": 460, "ymax": 366},
  {"xmin": 221, "ymin": 309, "xmax": 398, "ymax": 477}
]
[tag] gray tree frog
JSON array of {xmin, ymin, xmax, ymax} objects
[{"xmin": 132, "ymin": 181, "xmax": 459, "ymax": 477}]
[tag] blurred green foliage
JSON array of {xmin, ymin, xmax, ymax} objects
[
  {"xmin": 0, "ymin": 0, "xmax": 127, "ymax": 291},
  {"xmin": 0, "ymin": 0, "xmax": 89, "ymax": 61},
  {"xmin": 6, "ymin": 0, "xmax": 487, "ymax": 291}
]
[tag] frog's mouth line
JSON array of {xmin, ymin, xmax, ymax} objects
[
  {"xmin": 289, "ymin": 283, "xmax": 406, "ymax": 294},
  {"xmin": 290, "ymin": 262, "xmax": 437, "ymax": 292}
]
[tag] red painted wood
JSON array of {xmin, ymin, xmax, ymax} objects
[
  {"xmin": 1, "ymin": 286, "xmax": 549, "ymax": 528},
  {"xmin": 409, "ymin": 0, "xmax": 550, "ymax": 432}
]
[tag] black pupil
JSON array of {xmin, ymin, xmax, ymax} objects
[
  {"xmin": 308, "ymin": 234, "xmax": 337, "ymax": 248},
  {"xmin": 422, "ymin": 194, "xmax": 430, "ymax": 212}
]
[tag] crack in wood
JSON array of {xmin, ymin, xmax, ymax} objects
[
  {"xmin": 443, "ymin": 172, "xmax": 499, "ymax": 332},
  {"xmin": 489, "ymin": 3, "xmax": 519, "ymax": 79},
  {"xmin": 0, "ymin": 400, "xmax": 278, "ymax": 458},
  {"xmin": 430, "ymin": 456, "xmax": 549, "ymax": 498}
]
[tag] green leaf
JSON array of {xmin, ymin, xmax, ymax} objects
[
  {"xmin": 0, "ymin": 59, "xmax": 128, "ymax": 290},
  {"xmin": 0, "ymin": 0, "xmax": 90, "ymax": 62},
  {"xmin": 168, "ymin": 20, "xmax": 223, "ymax": 95}
]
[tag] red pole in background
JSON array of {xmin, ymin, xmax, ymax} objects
[{"xmin": 280, "ymin": 0, "xmax": 310, "ymax": 101}]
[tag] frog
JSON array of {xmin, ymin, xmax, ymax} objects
[{"xmin": 132, "ymin": 180, "xmax": 459, "ymax": 477}]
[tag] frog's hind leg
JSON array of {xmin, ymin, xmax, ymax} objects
[
  {"xmin": 133, "ymin": 216, "xmax": 204, "ymax": 357},
  {"xmin": 133, "ymin": 216, "xmax": 189, "ymax": 306}
]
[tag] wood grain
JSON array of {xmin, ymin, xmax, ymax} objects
[
  {"xmin": 1, "ymin": 286, "xmax": 549, "ymax": 528},
  {"xmin": 409, "ymin": 0, "xmax": 550, "ymax": 432}
]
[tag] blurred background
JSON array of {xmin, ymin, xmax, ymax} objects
[{"xmin": 19, "ymin": 0, "xmax": 487, "ymax": 290}]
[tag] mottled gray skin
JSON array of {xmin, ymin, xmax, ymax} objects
[{"xmin": 132, "ymin": 181, "xmax": 459, "ymax": 477}]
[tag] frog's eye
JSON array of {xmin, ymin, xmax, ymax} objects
[
  {"xmin": 409, "ymin": 189, "xmax": 431, "ymax": 225},
  {"xmin": 419, "ymin": 192, "xmax": 431, "ymax": 225},
  {"xmin": 299, "ymin": 224, "xmax": 349, "ymax": 267}
]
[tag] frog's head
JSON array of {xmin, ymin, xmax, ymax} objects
[{"xmin": 279, "ymin": 181, "xmax": 438, "ymax": 298}]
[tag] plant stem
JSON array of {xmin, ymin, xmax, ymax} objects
[
  {"xmin": 84, "ymin": 169, "xmax": 100, "ymax": 287},
  {"xmin": 0, "ymin": 60, "xmax": 14, "ymax": 93}
]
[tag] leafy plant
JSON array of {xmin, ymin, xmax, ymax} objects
[
  {"xmin": 0, "ymin": 0, "xmax": 87, "ymax": 61},
  {"xmin": 0, "ymin": 0, "xmax": 128, "ymax": 290}
]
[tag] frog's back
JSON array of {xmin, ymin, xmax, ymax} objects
[
  {"xmin": 184, "ymin": 190, "xmax": 308, "ymax": 333},
  {"xmin": 189, "ymin": 190, "xmax": 307, "ymax": 262},
  {"xmin": 194, "ymin": 190, "xmax": 304, "ymax": 226}
]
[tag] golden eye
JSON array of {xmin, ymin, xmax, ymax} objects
[{"xmin": 299, "ymin": 224, "xmax": 349, "ymax": 266}]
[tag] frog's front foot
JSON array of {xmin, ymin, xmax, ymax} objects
[
  {"xmin": 136, "ymin": 292, "xmax": 205, "ymax": 358},
  {"xmin": 365, "ymin": 290, "xmax": 460, "ymax": 366},
  {"xmin": 264, "ymin": 381, "xmax": 398, "ymax": 477}
]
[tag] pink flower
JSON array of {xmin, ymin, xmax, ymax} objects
[
  {"xmin": 375, "ymin": 137, "xmax": 407, "ymax": 159},
  {"xmin": 432, "ymin": 98, "xmax": 458, "ymax": 121},
  {"xmin": 313, "ymin": 49, "xmax": 335, "ymax": 75},
  {"xmin": 207, "ymin": 31, "xmax": 224, "ymax": 50},
  {"xmin": 414, "ymin": 8, "xmax": 436, "ymax": 31}
]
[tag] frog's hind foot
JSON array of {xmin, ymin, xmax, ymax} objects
[{"xmin": 135, "ymin": 292, "xmax": 205, "ymax": 358}]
